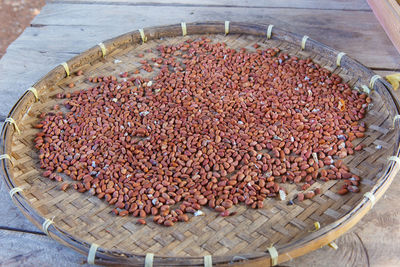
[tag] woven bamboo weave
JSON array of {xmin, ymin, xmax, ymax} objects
[{"xmin": 1, "ymin": 22, "xmax": 400, "ymax": 266}]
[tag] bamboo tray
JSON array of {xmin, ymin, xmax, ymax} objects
[{"xmin": 1, "ymin": 22, "xmax": 400, "ymax": 266}]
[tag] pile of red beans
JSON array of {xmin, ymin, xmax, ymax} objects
[{"xmin": 35, "ymin": 38, "xmax": 368, "ymax": 226}]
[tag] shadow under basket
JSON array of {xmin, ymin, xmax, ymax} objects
[{"xmin": 1, "ymin": 22, "xmax": 400, "ymax": 266}]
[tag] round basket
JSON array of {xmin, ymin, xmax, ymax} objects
[{"xmin": 1, "ymin": 22, "xmax": 400, "ymax": 266}]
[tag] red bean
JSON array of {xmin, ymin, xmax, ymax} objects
[{"xmin": 36, "ymin": 38, "xmax": 366, "ymax": 225}]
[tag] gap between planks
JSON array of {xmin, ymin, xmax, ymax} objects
[
  {"xmin": 0, "ymin": 226, "xmax": 45, "ymax": 236},
  {"xmin": 51, "ymin": 0, "xmax": 371, "ymax": 11}
]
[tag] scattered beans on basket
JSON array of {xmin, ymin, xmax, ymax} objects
[{"xmin": 35, "ymin": 38, "xmax": 368, "ymax": 226}]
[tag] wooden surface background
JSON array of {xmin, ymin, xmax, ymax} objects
[{"xmin": 0, "ymin": 0, "xmax": 399, "ymax": 266}]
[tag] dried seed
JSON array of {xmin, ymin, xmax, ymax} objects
[
  {"xmin": 119, "ymin": 210, "xmax": 129, "ymax": 216},
  {"xmin": 220, "ymin": 210, "xmax": 230, "ymax": 217},
  {"xmin": 164, "ymin": 220, "xmax": 174, "ymax": 227},
  {"xmin": 337, "ymin": 188, "xmax": 349, "ymax": 195},
  {"xmin": 304, "ymin": 191, "xmax": 315, "ymax": 199},
  {"xmin": 215, "ymin": 206, "xmax": 225, "ymax": 212},
  {"xmin": 347, "ymin": 185, "xmax": 359, "ymax": 193},
  {"xmin": 178, "ymin": 214, "xmax": 189, "ymax": 222},
  {"xmin": 60, "ymin": 183, "xmax": 69, "ymax": 191},
  {"xmin": 36, "ymin": 38, "xmax": 366, "ymax": 225},
  {"xmin": 137, "ymin": 219, "xmax": 147, "ymax": 225}
]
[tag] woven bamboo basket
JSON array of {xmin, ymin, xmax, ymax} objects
[{"xmin": 1, "ymin": 22, "xmax": 400, "ymax": 266}]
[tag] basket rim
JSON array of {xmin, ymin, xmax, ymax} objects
[{"xmin": 1, "ymin": 21, "xmax": 400, "ymax": 266}]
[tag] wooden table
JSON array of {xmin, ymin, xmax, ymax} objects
[{"xmin": 1, "ymin": 0, "xmax": 399, "ymax": 265}]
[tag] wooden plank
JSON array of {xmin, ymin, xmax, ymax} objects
[
  {"xmin": 9, "ymin": 26, "xmax": 133, "ymax": 54},
  {"xmin": 290, "ymin": 168, "xmax": 400, "ymax": 266},
  {"xmin": 287, "ymin": 232, "xmax": 369, "ymax": 266},
  {"xmin": 0, "ymin": 230, "xmax": 90, "ymax": 266},
  {"xmin": 30, "ymin": 4, "xmax": 400, "ymax": 70},
  {"xmin": 0, "ymin": 4, "xmax": 398, "ymax": 118},
  {"xmin": 0, "ymin": 169, "xmax": 41, "ymax": 232},
  {"xmin": 53, "ymin": 0, "xmax": 370, "ymax": 10},
  {"xmin": 1, "ymin": 172, "xmax": 399, "ymax": 266},
  {"xmin": 368, "ymin": 0, "xmax": 400, "ymax": 54},
  {"xmin": 0, "ymin": 49, "xmax": 75, "ymax": 117},
  {"xmin": 0, "ymin": 3, "xmax": 396, "ymax": 118}
]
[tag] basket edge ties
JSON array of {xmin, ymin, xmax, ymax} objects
[
  {"xmin": 336, "ymin": 52, "xmax": 346, "ymax": 67},
  {"xmin": 393, "ymin": 115, "xmax": 400, "ymax": 128},
  {"xmin": 60, "ymin": 62, "xmax": 70, "ymax": 77},
  {"xmin": 310, "ymin": 221, "xmax": 338, "ymax": 250},
  {"xmin": 388, "ymin": 156, "xmax": 400, "ymax": 168},
  {"xmin": 27, "ymin": 87, "xmax": 39, "ymax": 102},
  {"xmin": 310, "ymin": 221, "xmax": 321, "ymax": 233},
  {"xmin": 230, "ymin": 255, "xmax": 248, "ymax": 264},
  {"xmin": 369, "ymin": 74, "xmax": 382, "ymax": 89},
  {"xmin": 204, "ymin": 255, "xmax": 212, "ymax": 267},
  {"xmin": 139, "ymin": 29, "xmax": 147, "ymax": 44},
  {"xmin": 267, "ymin": 246, "xmax": 278, "ymax": 266},
  {"xmin": 181, "ymin": 22, "xmax": 187, "ymax": 36},
  {"xmin": 361, "ymin": 85, "xmax": 371, "ymax": 95},
  {"xmin": 267, "ymin": 24, "xmax": 274, "ymax": 40},
  {"xmin": 5, "ymin": 117, "xmax": 21, "ymax": 135},
  {"xmin": 9, "ymin": 186, "xmax": 23, "ymax": 198},
  {"xmin": 225, "ymin": 21, "xmax": 230, "ymax": 35},
  {"xmin": 98, "ymin": 42, "xmax": 107, "ymax": 57},
  {"xmin": 42, "ymin": 217, "xmax": 54, "ymax": 236},
  {"xmin": 87, "ymin": 243, "xmax": 99, "ymax": 265},
  {"xmin": 0, "ymin": 154, "xmax": 14, "ymax": 167},
  {"xmin": 363, "ymin": 191, "xmax": 376, "ymax": 208},
  {"xmin": 301, "ymin": 35, "xmax": 309, "ymax": 50},
  {"xmin": 144, "ymin": 253, "xmax": 154, "ymax": 267}
]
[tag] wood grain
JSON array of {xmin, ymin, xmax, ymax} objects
[
  {"xmin": 292, "ymin": 170, "xmax": 400, "ymax": 266},
  {"xmin": 0, "ymin": 3, "xmax": 398, "ymax": 117},
  {"xmin": 28, "ymin": 4, "xmax": 400, "ymax": 69},
  {"xmin": 53, "ymin": 0, "xmax": 370, "ymax": 10},
  {"xmin": 0, "ymin": 178, "xmax": 40, "ymax": 233},
  {"xmin": 368, "ymin": 0, "xmax": 400, "ymax": 54},
  {"xmin": 286, "ymin": 233, "xmax": 369, "ymax": 267},
  {"xmin": 0, "ymin": 49, "xmax": 74, "ymax": 118},
  {"xmin": 0, "ymin": 230, "xmax": 90, "ymax": 267}
]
